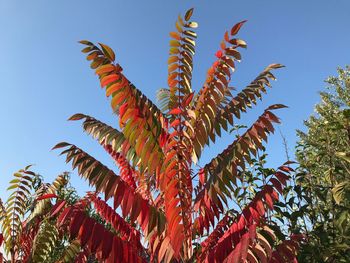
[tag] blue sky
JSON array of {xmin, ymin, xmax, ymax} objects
[{"xmin": 0, "ymin": 0, "xmax": 349, "ymax": 199}]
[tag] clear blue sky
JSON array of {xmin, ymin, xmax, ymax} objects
[{"xmin": 1, "ymin": 0, "xmax": 349, "ymax": 199}]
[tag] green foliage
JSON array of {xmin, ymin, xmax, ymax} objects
[
  {"xmin": 296, "ymin": 66, "xmax": 350, "ymax": 262},
  {"xmin": 57, "ymin": 239, "xmax": 81, "ymax": 262},
  {"xmin": 31, "ymin": 219, "xmax": 59, "ymax": 262}
]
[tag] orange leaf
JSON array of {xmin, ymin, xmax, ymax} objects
[
  {"xmin": 168, "ymin": 56, "xmax": 179, "ymax": 64},
  {"xmin": 101, "ymin": 74, "xmax": 120, "ymax": 87},
  {"xmin": 95, "ymin": 64, "xmax": 115, "ymax": 75},
  {"xmin": 168, "ymin": 63, "xmax": 179, "ymax": 73},
  {"xmin": 106, "ymin": 81, "xmax": 123, "ymax": 97},
  {"xmin": 111, "ymin": 92, "xmax": 127, "ymax": 110},
  {"xmin": 224, "ymin": 31, "xmax": 229, "ymax": 42},
  {"xmin": 170, "ymin": 32, "xmax": 181, "ymax": 40}
]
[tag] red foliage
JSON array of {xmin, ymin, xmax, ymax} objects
[{"xmin": 58, "ymin": 205, "xmax": 146, "ymax": 263}]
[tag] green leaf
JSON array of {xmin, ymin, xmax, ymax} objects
[
  {"xmin": 7, "ymin": 184, "xmax": 18, "ymax": 190},
  {"xmin": 332, "ymin": 182, "xmax": 349, "ymax": 204}
]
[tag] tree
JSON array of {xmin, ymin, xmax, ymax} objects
[
  {"xmin": 49, "ymin": 8, "xmax": 301, "ymax": 262},
  {"xmin": 296, "ymin": 66, "xmax": 350, "ymax": 262}
]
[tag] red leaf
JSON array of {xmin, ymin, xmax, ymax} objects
[
  {"xmin": 230, "ymin": 20, "xmax": 247, "ymax": 36},
  {"xmin": 57, "ymin": 207, "xmax": 73, "ymax": 227},
  {"xmin": 70, "ymin": 211, "xmax": 85, "ymax": 239},
  {"xmin": 264, "ymin": 192, "xmax": 274, "ymax": 209},
  {"xmin": 248, "ymin": 224, "xmax": 257, "ymax": 240},
  {"xmin": 199, "ymin": 168, "xmax": 205, "ymax": 185},
  {"xmin": 125, "ymin": 191, "xmax": 135, "ymax": 220},
  {"xmin": 241, "ymin": 232, "xmax": 251, "ymax": 261},
  {"xmin": 242, "ymin": 208, "xmax": 253, "ymax": 224},
  {"xmin": 270, "ymin": 178, "xmax": 283, "ymax": 194},
  {"xmin": 112, "ymin": 237, "xmax": 123, "ymax": 263},
  {"xmin": 249, "ymin": 207, "xmax": 260, "ymax": 221},
  {"xmin": 159, "ymin": 132, "xmax": 168, "ymax": 148},
  {"xmin": 113, "ymin": 181, "xmax": 125, "ymax": 209},
  {"xmin": 183, "ymin": 92, "xmax": 194, "ymax": 107},
  {"xmin": 215, "ymin": 50, "xmax": 223, "ymax": 58},
  {"xmin": 101, "ymin": 231, "xmax": 113, "ymax": 259},
  {"xmin": 50, "ymin": 200, "xmax": 66, "ymax": 217},
  {"xmin": 265, "ymin": 111, "xmax": 281, "ymax": 123},
  {"xmin": 123, "ymin": 242, "xmax": 129, "ymax": 262},
  {"xmin": 266, "ymin": 104, "xmax": 288, "ymax": 110},
  {"xmin": 169, "ymin": 108, "xmax": 182, "ymax": 115},
  {"xmin": 237, "ymin": 215, "xmax": 246, "ymax": 231},
  {"xmin": 275, "ymin": 171, "xmax": 289, "ymax": 186},
  {"xmin": 270, "ymin": 189, "xmax": 279, "ymax": 201},
  {"xmin": 90, "ymin": 223, "xmax": 104, "ymax": 252},
  {"xmin": 79, "ymin": 217, "xmax": 94, "ymax": 246},
  {"xmin": 36, "ymin": 193, "xmax": 57, "ymax": 201},
  {"xmin": 255, "ymin": 200, "xmax": 265, "ymax": 216},
  {"xmin": 213, "ymin": 60, "xmax": 220, "ymax": 70},
  {"xmin": 119, "ymin": 103, "xmax": 128, "ymax": 117},
  {"xmin": 170, "ymin": 119, "xmax": 181, "ymax": 127},
  {"xmin": 279, "ymin": 165, "xmax": 294, "ymax": 172}
]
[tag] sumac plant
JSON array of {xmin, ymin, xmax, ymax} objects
[{"xmin": 53, "ymin": 8, "xmax": 302, "ymax": 263}]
